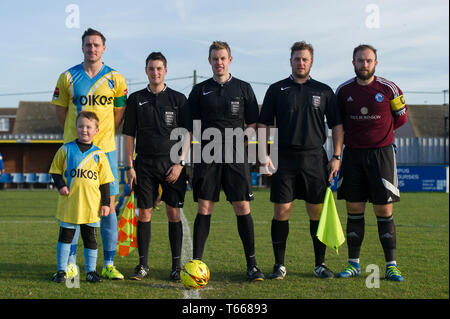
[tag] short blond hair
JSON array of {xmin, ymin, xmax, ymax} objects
[{"xmin": 76, "ymin": 111, "xmax": 99, "ymax": 127}]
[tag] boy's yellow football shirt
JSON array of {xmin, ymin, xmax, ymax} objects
[{"xmin": 49, "ymin": 141, "xmax": 115, "ymax": 224}]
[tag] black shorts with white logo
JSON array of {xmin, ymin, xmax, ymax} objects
[
  {"xmin": 192, "ymin": 162, "xmax": 254, "ymax": 203},
  {"xmin": 134, "ymin": 155, "xmax": 187, "ymax": 209},
  {"xmin": 337, "ymin": 145, "xmax": 400, "ymax": 205},
  {"xmin": 270, "ymin": 147, "xmax": 329, "ymax": 204}
]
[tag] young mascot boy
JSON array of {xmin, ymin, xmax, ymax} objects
[{"xmin": 50, "ymin": 111, "xmax": 115, "ymax": 283}]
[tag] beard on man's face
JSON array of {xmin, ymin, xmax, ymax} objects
[{"xmin": 355, "ymin": 67, "xmax": 375, "ymax": 81}]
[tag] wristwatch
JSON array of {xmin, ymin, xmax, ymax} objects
[
  {"xmin": 179, "ymin": 160, "xmax": 186, "ymax": 167},
  {"xmin": 332, "ymin": 155, "xmax": 341, "ymax": 160},
  {"xmin": 125, "ymin": 166, "xmax": 133, "ymax": 171}
]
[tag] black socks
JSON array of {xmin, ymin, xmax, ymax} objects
[
  {"xmin": 377, "ymin": 215, "xmax": 397, "ymax": 262},
  {"xmin": 169, "ymin": 221, "xmax": 183, "ymax": 270},
  {"xmin": 193, "ymin": 213, "xmax": 258, "ymax": 268},
  {"xmin": 346, "ymin": 213, "xmax": 365, "ymax": 260},
  {"xmin": 193, "ymin": 214, "xmax": 211, "ymax": 260},
  {"xmin": 345, "ymin": 213, "xmax": 397, "ymax": 263},
  {"xmin": 309, "ymin": 220, "xmax": 327, "ymax": 267},
  {"xmin": 237, "ymin": 214, "xmax": 256, "ymax": 268},
  {"xmin": 137, "ymin": 220, "xmax": 151, "ymax": 267},
  {"xmin": 271, "ymin": 219, "xmax": 289, "ymax": 265}
]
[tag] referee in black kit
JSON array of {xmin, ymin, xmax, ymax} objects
[
  {"xmin": 123, "ymin": 52, "xmax": 191, "ymax": 281},
  {"xmin": 258, "ymin": 41, "xmax": 344, "ymax": 279},
  {"xmin": 186, "ymin": 41, "xmax": 264, "ymax": 281}
]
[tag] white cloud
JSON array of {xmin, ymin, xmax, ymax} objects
[{"xmin": 0, "ymin": 0, "xmax": 448, "ymax": 107}]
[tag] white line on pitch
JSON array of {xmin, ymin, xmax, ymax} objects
[{"xmin": 180, "ymin": 208, "xmax": 200, "ymax": 299}]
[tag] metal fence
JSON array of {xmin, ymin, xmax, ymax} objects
[
  {"xmin": 394, "ymin": 137, "xmax": 449, "ymax": 165},
  {"xmin": 117, "ymin": 135, "xmax": 449, "ymax": 166},
  {"xmin": 324, "ymin": 137, "xmax": 449, "ymax": 165}
]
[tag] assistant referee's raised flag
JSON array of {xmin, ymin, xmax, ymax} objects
[
  {"xmin": 316, "ymin": 188, "xmax": 345, "ymax": 254},
  {"xmin": 116, "ymin": 191, "xmax": 138, "ymax": 257}
]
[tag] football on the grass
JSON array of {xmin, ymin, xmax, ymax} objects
[{"xmin": 180, "ymin": 260, "xmax": 210, "ymax": 289}]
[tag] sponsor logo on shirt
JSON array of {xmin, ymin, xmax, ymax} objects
[
  {"xmin": 77, "ymin": 95, "xmax": 114, "ymax": 106},
  {"xmin": 350, "ymin": 114, "xmax": 381, "ymax": 120},
  {"xmin": 138, "ymin": 100, "xmax": 150, "ymax": 106},
  {"xmin": 69, "ymin": 168, "xmax": 98, "ymax": 180},
  {"xmin": 348, "ymin": 106, "xmax": 382, "ymax": 120}
]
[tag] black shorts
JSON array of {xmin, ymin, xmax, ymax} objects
[
  {"xmin": 270, "ymin": 148, "xmax": 329, "ymax": 204},
  {"xmin": 192, "ymin": 162, "xmax": 254, "ymax": 202},
  {"xmin": 337, "ymin": 145, "xmax": 400, "ymax": 205},
  {"xmin": 134, "ymin": 155, "xmax": 187, "ymax": 209}
]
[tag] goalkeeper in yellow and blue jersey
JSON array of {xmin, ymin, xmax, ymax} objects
[
  {"xmin": 50, "ymin": 111, "xmax": 115, "ymax": 283},
  {"xmin": 51, "ymin": 28, "xmax": 127, "ymax": 280}
]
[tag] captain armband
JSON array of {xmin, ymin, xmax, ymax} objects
[{"xmin": 390, "ymin": 95, "xmax": 406, "ymax": 116}]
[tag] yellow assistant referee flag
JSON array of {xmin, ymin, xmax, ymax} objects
[{"xmin": 316, "ymin": 188, "xmax": 345, "ymax": 254}]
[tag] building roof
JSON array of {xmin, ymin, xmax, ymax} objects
[
  {"xmin": 0, "ymin": 108, "xmax": 18, "ymax": 117},
  {"xmin": 13, "ymin": 101, "xmax": 63, "ymax": 134},
  {"xmin": 406, "ymin": 105, "xmax": 449, "ymax": 137},
  {"xmin": 3, "ymin": 101, "xmax": 450, "ymax": 138}
]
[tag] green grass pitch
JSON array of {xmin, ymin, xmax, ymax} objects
[{"xmin": 0, "ymin": 188, "xmax": 448, "ymax": 299}]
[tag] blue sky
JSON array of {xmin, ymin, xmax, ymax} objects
[{"xmin": 0, "ymin": 0, "xmax": 448, "ymax": 108}]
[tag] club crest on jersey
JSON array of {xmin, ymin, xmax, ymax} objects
[
  {"xmin": 230, "ymin": 101, "xmax": 240, "ymax": 116},
  {"xmin": 375, "ymin": 93, "xmax": 384, "ymax": 102},
  {"xmin": 312, "ymin": 95, "xmax": 321, "ymax": 108},
  {"xmin": 108, "ymin": 79, "xmax": 115, "ymax": 89},
  {"xmin": 164, "ymin": 111, "xmax": 175, "ymax": 126}
]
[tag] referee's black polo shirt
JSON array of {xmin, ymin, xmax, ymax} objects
[
  {"xmin": 122, "ymin": 85, "xmax": 188, "ymax": 156},
  {"xmin": 186, "ymin": 75, "xmax": 259, "ymax": 138},
  {"xmin": 258, "ymin": 75, "xmax": 342, "ymax": 151}
]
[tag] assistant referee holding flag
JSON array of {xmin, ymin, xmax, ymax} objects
[{"xmin": 258, "ymin": 41, "xmax": 344, "ymax": 279}]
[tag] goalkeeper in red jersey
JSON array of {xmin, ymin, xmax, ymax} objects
[{"xmin": 335, "ymin": 44, "xmax": 407, "ymax": 281}]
